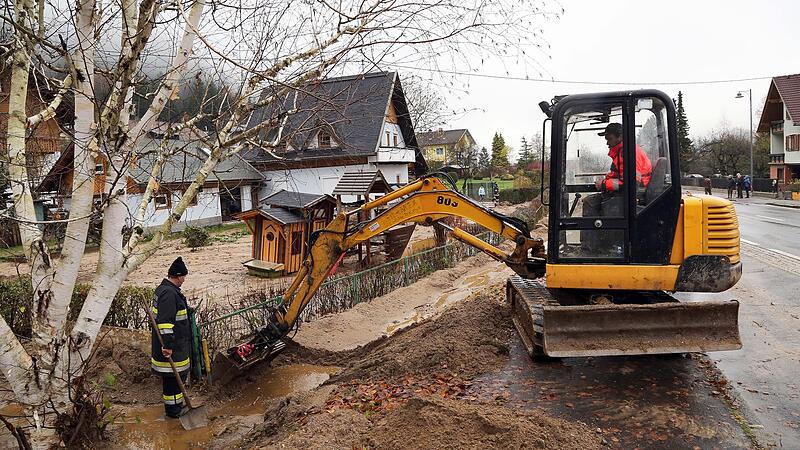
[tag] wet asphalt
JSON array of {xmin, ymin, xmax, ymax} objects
[
  {"xmin": 679, "ymin": 193, "xmax": 800, "ymax": 448},
  {"xmin": 470, "ymin": 338, "xmax": 752, "ymax": 449}
]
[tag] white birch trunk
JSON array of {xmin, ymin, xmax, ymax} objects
[
  {"xmin": 4, "ymin": 0, "xmax": 47, "ymax": 405},
  {"xmin": 42, "ymin": 0, "xmax": 98, "ymax": 341},
  {"xmin": 65, "ymin": 0, "xmax": 207, "ymax": 375}
]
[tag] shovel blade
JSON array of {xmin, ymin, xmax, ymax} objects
[
  {"xmin": 507, "ymin": 275, "xmax": 742, "ymax": 358},
  {"xmin": 179, "ymin": 405, "xmax": 209, "ymax": 430},
  {"xmin": 540, "ymin": 300, "xmax": 742, "ymax": 357}
]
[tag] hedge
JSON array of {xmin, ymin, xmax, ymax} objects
[
  {"xmin": 498, "ymin": 188, "xmax": 540, "ymax": 204},
  {"xmin": 0, "ymin": 277, "xmax": 154, "ymax": 336}
]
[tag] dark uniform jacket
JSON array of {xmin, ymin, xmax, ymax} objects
[{"xmin": 150, "ymin": 279, "xmax": 191, "ymax": 376}]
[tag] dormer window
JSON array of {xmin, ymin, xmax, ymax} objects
[{"xmin": 318, "ymin": 131, "xmax": 331, "ymax": 148}]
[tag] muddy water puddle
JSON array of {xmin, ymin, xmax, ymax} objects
[
  {"xmin": 469, "ymin": 338, "xmax": 750, "ymax": 449},
  {"xmin": 113, "ymin": 364, "xmax": 337, "ymax": 449},
  {"xmin": 384, "ymin": 268, "xmax": 498, "ymax": 335}
]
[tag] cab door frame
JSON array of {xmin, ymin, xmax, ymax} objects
[{"xmin": 547, "ymin": 89, "xmax": 681, "ymax": 266}]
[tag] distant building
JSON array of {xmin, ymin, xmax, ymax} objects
[
  {"xmin": 415, "ymin": 128, "xmax": 476, "ymax": 166},
  {"xmin": 757, "ymin": 73, "xmax": 800, "ymax": 184}
]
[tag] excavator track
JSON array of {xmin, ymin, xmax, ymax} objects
[{"xmin": 507, "ymin": 275, "xmax": 742, "ymax": 358}]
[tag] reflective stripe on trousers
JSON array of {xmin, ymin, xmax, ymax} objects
[
  {"xmin": 163, "ymin": 392, "xmax": 184, "ymax": 405},
  {"xmin": 151, "ymin": 357, "xmax": 191, "ymax": 373}
]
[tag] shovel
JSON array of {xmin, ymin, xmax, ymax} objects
[{"xmin": 146, "ymin": 307, "xmax": 209, "ymax": 430}]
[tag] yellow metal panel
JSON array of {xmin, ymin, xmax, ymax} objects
[
  {"xmin": 546, "ymin": 264, "xmax": 679, "ymax": 290},
  {"xmin": 682, "ymin": 196, "xmax": 704, "ymax": 256},
  {"xmin": 669, "ymin": 204, "xmax": 685, "ymax": 264}
]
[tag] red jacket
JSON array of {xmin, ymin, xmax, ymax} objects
[{"xmin": 602, "ymin": 142, "xmax": 653, "ymax": 191}]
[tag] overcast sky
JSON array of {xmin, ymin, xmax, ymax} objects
[{"xmin": 419, "ymin": 0, "xmax": 799, "ymax": 161}]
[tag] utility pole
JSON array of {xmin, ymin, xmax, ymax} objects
[{"xmin": 736, "ymin": 89, "xmax": 754, "ymax": 177}]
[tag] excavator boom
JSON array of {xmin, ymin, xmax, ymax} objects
[{"xmin": 221, "ymin": 175, "xmax": 545, "ymax": 371}]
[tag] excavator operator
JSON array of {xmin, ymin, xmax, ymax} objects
[{"xmin": 582, "ymin": 122, "xmax": 653, "ymax": 253}]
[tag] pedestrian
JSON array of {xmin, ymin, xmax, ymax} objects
[
  {"xmin": 703, "ymin": 176, "xmax": 712, "ymax": 195},
  {"xmin": 727, "ymin": 175, "xmax": 735, "ymax": 199},
  {"xmin": 736, "ymin": 173, "xmax": 743, "ymax": 198},
  {"xmin": 743, "ymin": 174, "xmax": 752, "ymax": 198},
  {"xmin": 151, "ymin": 257, "xmax": 192, "ymax": 419},
  {"xmin": 478, "ymin": 185, "xmax": 486, "ymax": 201},
  {"xmin": 773, "ymin": 179, "xmax": 779, "ymax": 198}
]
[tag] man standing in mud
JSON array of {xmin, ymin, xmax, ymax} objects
[{"xmin": 151, "ymin": 257, "xmax": 192, "ymax": 418}]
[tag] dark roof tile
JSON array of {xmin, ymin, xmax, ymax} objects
[
  {"xmin": 416, "ymin": 129, "xmax": 467, "ymax": 146},
  {"xmin": 258, "ymin": 207, "xmax": 304, "ymax": 224},
  {"xmin": 773, "ymin": 74, "xmax": 800, "ymax": 122},
  {"xmin": 331, "ymin": 170, "xmax": 393, "ymax": 196},
  {"xmin": 260, "ymin": 189, "xmax": 334, "ymax": 209}
]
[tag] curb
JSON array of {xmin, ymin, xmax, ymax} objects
[{"xmin": 766, "ymin": 202, "xmax": 800, "ymax": 209}]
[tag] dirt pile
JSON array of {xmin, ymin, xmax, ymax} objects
[
  {"xmin": 368, "ymin": 396, "xmax": 600, "ymax": 450},
  {"xmin": 243, "ymin": 394, "xmax": 600, "ymax": 450},
  {"xmin": 283, "ymin": 283, "xmax": 513, "ymax": 382},
  {"xmin": 229, "ymin": 290, "xmax": 602, "ymax": 449}
]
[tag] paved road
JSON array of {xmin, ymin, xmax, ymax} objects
[{"xmin": 680, "ymin": 191, "xmax": 800, "ymax": 448}]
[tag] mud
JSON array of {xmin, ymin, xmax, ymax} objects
[
  {"xmin": 282, "ymin": 284, "xmax": 515, "ymax": 383},
  {"xmin": 292, "ymin": 252, "xmax": 513, "ymax": 351},
  {"xmin": 230, "ymin": 291, "xmax": 603, "ymax": 450},
  {"xmin": 110, "ymin": 364, "xmax": 337, "ymax": 450},
  {"xmin": 469, "ymin": 338, "xmax": 752, "ymax": 449}
]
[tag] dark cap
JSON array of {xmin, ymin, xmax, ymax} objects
[
  {"xmin": 598, "ymin": 122, "xmax": 623, "ymax": 137},
  {"xmin": 168, "ymin": 257, "xmax": 188, "ymax": 277}
]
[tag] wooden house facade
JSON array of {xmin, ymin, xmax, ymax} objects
[{"xmin": 237, "ymin": 190, "xmax": 336, "ymax": 275}]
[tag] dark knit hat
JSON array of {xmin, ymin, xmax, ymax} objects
[{"xmin": 168, "ymin": 257, "xmax": 188, "ymax": 277}]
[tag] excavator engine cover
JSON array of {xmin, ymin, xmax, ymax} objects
[{"xmin": 507, "ymin": 275, "xmax": 741, "ymax": 357}]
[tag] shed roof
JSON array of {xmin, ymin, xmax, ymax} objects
[
  {"xmin": 260, "ymin": 189, "xmax": 334, "ymax": 209},
  {"xmin": 331, "ymin": 170, "xmax": 393, "ymax": 196},
  {"xmin": 259, "ymin": 207, "xmax": 304, "ymax": 224}
]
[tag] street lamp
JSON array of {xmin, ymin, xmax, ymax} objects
[{"xmin": 735, "ymin": 89, "xmax": 753, "ymax": 177}]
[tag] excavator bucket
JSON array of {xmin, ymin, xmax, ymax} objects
[{"xmin": 507, "ymin": 276, "xmax": 741, "ymax": 358}]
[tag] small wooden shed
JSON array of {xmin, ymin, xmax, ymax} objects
[{"xmin": 237, "ymin": 190, "xmax": 336, "ymax": 276}]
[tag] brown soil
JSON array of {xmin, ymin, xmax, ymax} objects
[
  {"xmin": 226, "ymin": 292, "xmax": 601, "ymax": 450},
  {"xmin": 0, "ymin": 223, "xmax": 442, "ymax": 298},
  {"xmin": 291, "ymin": 251, "xmax": 513, "ymax": 352}
]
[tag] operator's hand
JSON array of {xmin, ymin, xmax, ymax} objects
[
  {"xmin": 162, "ymin": 348, "xmax": 173, "ymax": 358},
  {"xmin": 595, "ymin": 179, "xmax": 603, "ymax": 190}
]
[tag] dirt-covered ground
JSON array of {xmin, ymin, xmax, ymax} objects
[
  {"xmin": 218, "ymin": 290, "xmax": 602, "ymax": 450},
  {"xmin": 0, "ymin": 222, "xmax": 442, "ymax": 297}
]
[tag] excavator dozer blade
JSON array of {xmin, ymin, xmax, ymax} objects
[{"xmin": 507, "ymin": 276, "xmax": 741, "ymax": 358}]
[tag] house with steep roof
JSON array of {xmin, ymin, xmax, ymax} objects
[
  {"xmin": 39, "ymin": 139, "xmax": 264, "ymax": 231},
  {"xmin": 415, "ymin": 128, "xmax": 477, "ymax": 168},
  {"xmin": 757, "ymin": 73, "xmax": 800, "ymax": 184},
  {"xmin": 241, "ymin": 72, "xmax": 425, "ymax": 201}
]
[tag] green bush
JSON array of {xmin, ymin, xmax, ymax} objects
[
  {"xmin": 0, "ymin": 277, "xmax": 155, "ymax": 336},
  {"xmin": 498, "ymin": 188, "xmax": 540, "ymax": 204},
  {"xmin": 183, "ymin": 226, "xmax": 209, "ymax": 248}
]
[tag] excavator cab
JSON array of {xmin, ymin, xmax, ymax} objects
[
  {"xmin": 549, "ymin": 91, "xmax": 680, "ymax": 265},
  {"xmin": 508, "ymin": 89, "xmax": 742, "ymax": 358}
]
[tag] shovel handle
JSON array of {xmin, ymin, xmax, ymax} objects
[{"xmin": 145, "ymin": 306, "xmax": 194, "ymax": 409}]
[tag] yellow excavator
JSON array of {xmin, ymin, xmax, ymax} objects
[{"xmin": 225, "ymin": 89, "xmax": 741, "ymax": 369}]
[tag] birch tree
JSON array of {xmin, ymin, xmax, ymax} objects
[{"xmin": 0, "ymin": 0, "xmax": 558, "ymax": 446}]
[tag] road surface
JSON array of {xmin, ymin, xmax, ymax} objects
[{"xmin": 681, "ymin": 191, "xmax": 800, "ymax": 448}]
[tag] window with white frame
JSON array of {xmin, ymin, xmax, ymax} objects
[{"xmin": 153, "ymin": 192, "xmax": 171, "ymax": 210}]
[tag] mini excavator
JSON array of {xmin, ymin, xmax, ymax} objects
[{"xmin": 224, "ymin": 89, "xmax": 741, "ymax": 370}]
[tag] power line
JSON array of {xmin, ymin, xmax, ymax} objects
[{"xmin": 384, "ymin": 63, "xmax": 775, "ymax": 86}]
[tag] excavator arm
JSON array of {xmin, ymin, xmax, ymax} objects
[{"xmin": 224, "ymin": 175, "xmax": 545, "ymax": 369}]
